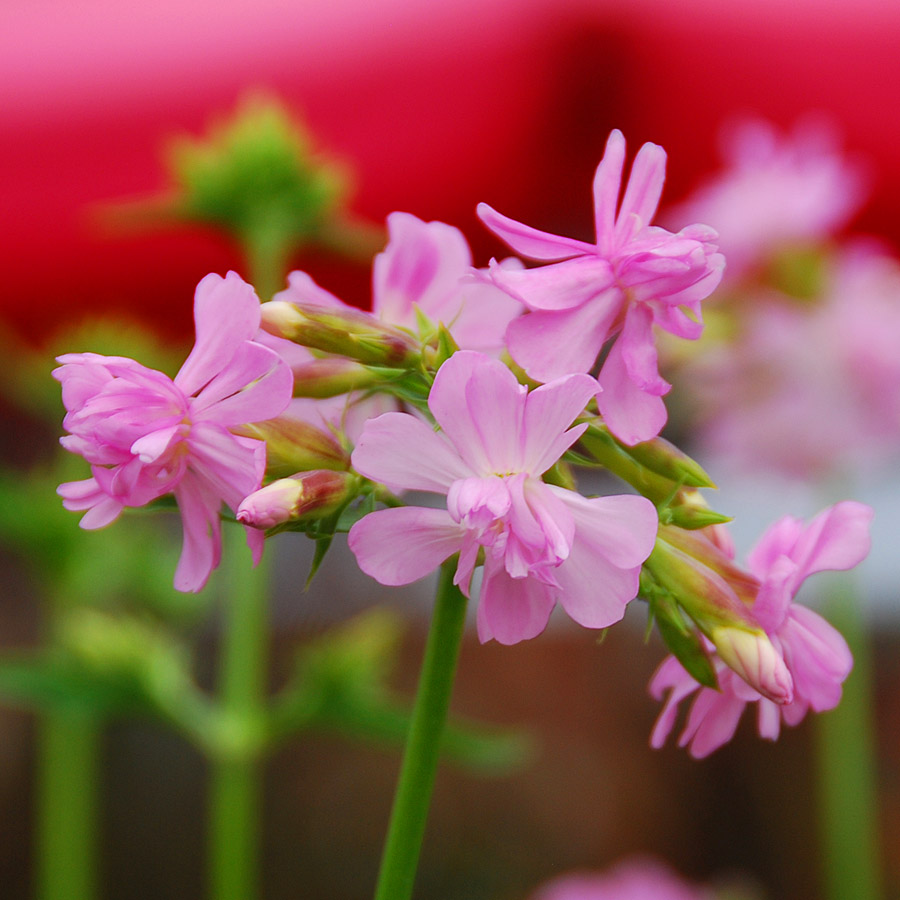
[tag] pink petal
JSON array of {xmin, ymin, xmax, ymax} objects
[
  {"xmin": 372, "ymin": 212, "xmax": 472, "ymax": 327},
  {"xmin": 551, "ymin": 490, "xmax": 658, "ymax": 568},
  {"xmin": 756, "ymin": 699, "xmax": 782, "ymax": 741},
  {"xmin": 58, "ymin": 477, "xmax": 124, "ymax": 529},
  {"xmin": 172, "ymin": 475, "xmax": 222, "ymax": 593},
  {"xmin": 428, "ymin": 351, "xmax": 526, "ymax": 474},
  {"xmin": 615, "ymin": 139, "xmax": 667, "ymax": 236},
  {"xmin": 596, "ymin": 338, "xmax": 669, "ymax": 445},
  {"xmin": 273, "ymin": 270, "xmax": 346, "ymax": 308},
  {"xmin": 476, "ymin": 559, "xmax": 556, "ymax": 645},
  {"xmin": 680, "ymin": 689, "xmax": 747, "ymax": 759},
  {"xmin": 176, "ymin": 272, "xmax": 261, "ymax": 396},
  {"xmin": 191, "ymin": 341, "xmax": 292, "ymax": 425},
  {"xmin": 485, "ymin": 254, "xmax": 616, "ymax": 311},
  {"xmin": 186, "ymin": 424, "xmax": 266, "ymax": 511},
  {"xmin": 522, "ymin": 374, "xmax": 600, "ymax": 474},
  {"xmin": 780, "ymin": 605, "xmax": 853, "ymax": 712},
  {"xmin": 476, "ymin": 202, "xmax": 596, "ymax": 261},
  {"xmin": 617, "ymin": 304, "xmax": 670, "ymax": 395},
  {"xmin": 506, "ymin": 290, "xmax": 621, "ymax": 383},
  {"xmin": 592, "ymin": 129, "xmax": 626, "ymax": 252},
  {"xmin": 746, "ymin": 515, "xmax": 805, "ymax": 580},
  {"xmin": 351, "ymin": 411, "xmax": 472, "ymax": 494},
  {"xmin": 789, "ymin": 501, "xmax": 874, "ymax": 583},
  {"xmin": 348, "ymin": 506, "xmax": 465, "ymax": 585}
]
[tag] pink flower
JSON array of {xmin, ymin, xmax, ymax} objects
[
  {"xmin": 477, "ymin": 130, "xmax": 724, "ymax": 445},
  {"xmin": 347, "ymin": 351, "xmax": 658, "ymax": 645},
  {"xmin": 650, "ymin": 502, "xmax": 873, "ymax": 757},
  {"xmin": 672, "ymin": 117, "xmax": 868, "ymax": 279},
  {"xmin": 274, "ymin": 211, "xmax": 522, "ymax": 353},
  {"xmin": 691, "ymin": 247, "xmax": 900, "ymax": 478},
  {"xmin": 531, "ymin": 857, "xmax": 712, "ymax": 900},
  {"xmin": 55, "ymin": 272, "xmax": 293, "ymax": 592}
]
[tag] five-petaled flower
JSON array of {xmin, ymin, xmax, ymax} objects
[
  {"xmin": 348, "ymin": 351, "xmax": 658, "ymax": 645},
  {"xmin": 650, "ymin": 501, "xmax": 873, "ymax": 757},
  {"xmin": 478, "ymin": 130, "xmax": 724, "ymax": 445},
  {"xmin": 55, "ymin": 272, "xmax": 293, "ymax": 592}
]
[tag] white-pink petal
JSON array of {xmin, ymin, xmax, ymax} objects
[
  {"xmin": 348, "ymin": 506, "xmax": 465, "ymax": 586},
  {"xmin": 351, "ymin": 412, "xmax": 472, "ymax": 494},
  {"xmin": 177, "ymin": 272, "xmax": 261, "ymax": 396}
]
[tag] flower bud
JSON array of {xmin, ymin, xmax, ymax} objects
[
  {"xmin": 233, "ymin": 415, "xmax": 349, "ymax": 477},
  {"xmin": 290, "ymin": 358, "xmax": 381, "ymax": 399},
  {"xmin": 260, "ymin": 301, "xmax": 418, "ymax": 367},
  {"xmin": 237, "ymin": 470, "xmax": 356, "ymax": 530},
  {"xmin": 710, "ymin": 626, "xmax": 794, "ymax": 704}
]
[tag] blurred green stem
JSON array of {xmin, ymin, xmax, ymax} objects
[
  {"xmin": 815, "ymin": 571, "xmax": 883, "ymax": 900},
  {"xmin": 208, "ymin": 533, "xmax": 269, "ymax": 900},
  {"xmin": 373, "ymin": 561, "xmax": 468, "ymax": 900},
  {"xmin": 244, "ymin": 228, "xmax": 290, "ymax": 301},
  {"xmin": 36, "ymin": 708, "xmax": 100, "ymax": 900}
]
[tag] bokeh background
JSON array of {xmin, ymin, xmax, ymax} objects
[{"xmin": 2, "ymin": 1, "xmax": 899, "ymax": 898}]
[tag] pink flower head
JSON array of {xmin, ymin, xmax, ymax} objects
[
  {"xmin": 55, "ymin": 272, "xmax": 293, "ymax": 592},
  {"xmin": 477, "ymin": 130, "xmax": 724, "ymax": 445},
  {"xmin": 274, "ymin": 211, "xmax": 522, "ymax": 353},
  {"xmin": 348, "ymin": 351, "xmax": 658, "ymax": 645},
  {"xmin": 692, "ymin": 247, "xmax": 900, "ymax": 478},
  {"xmin": 650, "ymin": 502, "xmax": 873, "ymax": 757},
  {"xmin": 531, "ymin": 857, "xmax": 711, "ymax": 900},
  {"xmin": 673, "ymin": 117, "xmax": 868, "ymax": 278}
]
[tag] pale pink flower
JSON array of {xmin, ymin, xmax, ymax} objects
[
  {"xmin": 672, "ymin": 117, "xmax": 868, "ymax": 279},
  {"xmin": 348, "ymin": 351, "xmax": 658, "ymax": 645},
  {"xmin": 55, "ymin": 272, "xmax": 293, "ymax": 592},
  {"xmin": 531, "ymin": 857, "xmax": 712, "ymax": 900},
  {"xmin": 477, "ymin": 129, "xmax": 724, "ymax": 445},
  {"xmin": 274, "ymin": 211, "xmax": 522, "ymax": 353},
  {"xmin": 650, "ymin": 502, "xmax": 873, "ymax": 758},
  {"xmin": 692, "ymin": 247, "xmax": 900, "ymax": 477}
]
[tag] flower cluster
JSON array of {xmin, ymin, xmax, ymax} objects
[
  {"xmin": 650, "ymin": 502, "xmax": 872, "ymax": 757},
  {"xmin": 53, "ymin": 128, "xmax": 873, "ymax": 759}
]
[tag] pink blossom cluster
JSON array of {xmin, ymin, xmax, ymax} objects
[
  {"xmin": 478, "ymin": 130, "xmax": 724, "ymax": 444},
  {"xmin": 348, "ymin": 351, "xmax": 658, "ymax": 644},
  {"xmin": 650, "ymin": 502, "xmax": 873, "ymax": 758},
  {"xmin": 690, "ymin": 246, "xmax": 900, "ymax": 477},
  {"xmin": 55, "ymin": 273, "xmax": 293, "ymax": 592}
]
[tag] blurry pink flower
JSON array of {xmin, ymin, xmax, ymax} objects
[
  {"xmin": 531, "ymin": 857, "xmax": 711, "ymax": 900},
  {"xmin": 672, "ymin": 117, "xmax": 868, "ymax": 278},
  {"xmin": 348, "ymin": 351, "xmax": 658, "ymax": 644},
  {"xmin": 274, "ymin": 211, "xmax": 522, "ymax": 353},
  {"xmin": 692, "ymin": 247, "xmax": 900, "ymax": 477},
  {"xmin": 650, "ymin": 502, "xmax": 873, "ymax": 757},
  {"xmin": 478, "ymin": 129, "xmax": 724, "ymax": 445},
  {"xmin": 55, "ymin": 272, "xmax": 293, "ymax": 592}
]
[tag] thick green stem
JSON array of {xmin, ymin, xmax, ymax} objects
[
  {"xmin": 373, "ymin": 562, "xmax": 468, "ymax": 900},
  {"xmin": 208, "ymin": 534, "xmax": 269, "ymax": 900},
  {"xmin": 36, "ymin": 708, "xmax": 100, "ymax": 900},
  {"xmin": 815, "ymin": 573, "xmax": 883, "ymax": 900}
]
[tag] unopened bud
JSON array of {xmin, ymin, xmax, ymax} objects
[
  {"xmin": 290, "ymin": 357, "xmax": 381, "ymax": 399},
  {"xmin": 260, "ymin": 301, "xmax": 418, "ymax": 367},
  {"xmin": 237, "ymin": 470, "xmax": 356, "ymax": 529},
  {"xmin": 619, "ymin": 433, "xmax": 715, "ymax": 489},
  {"xmin": 710, "ymin": 626, "xmax": 794, "ymax": 704},
  {"xmin": 233, "ymin": 415, "xmax": 349, "ymax": 477}
]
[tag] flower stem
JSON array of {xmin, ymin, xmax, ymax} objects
[
  {"xmin": 373, "ymin": 561, "xmax": 468, "ymax": 900},
  {"xmin": 208, "ymin": 533, "xmax": 269, "ymax": 900},
  {"xmin": 35, "ymin": 708, "xmax": 100, "ymax": 900},
  {"xmin": 815, "ymin": 570, "xmax": 883, "ymax": 900}
]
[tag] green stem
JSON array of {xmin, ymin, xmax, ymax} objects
[
  {"xmin": 36, "ymin": 708, "xmax": 100, "ymax": 900},
  {"xmin": 244, "ymin": 229, "xmax": 291, "ymax": 301},
  {"xmin": 208, "ymin": 533, "xmax": 270, "ymax": 900},
  {"xmin": 815, "ymin": 572, "xmax": 883, "ymax": 900},
  {"xmin": 373, "ymin": 561, "xmax": 468, "ymax": 900}
]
